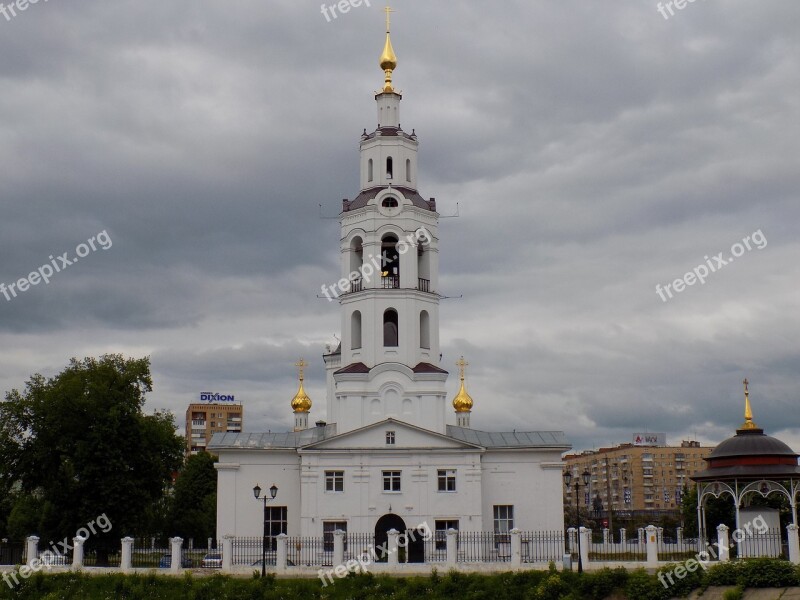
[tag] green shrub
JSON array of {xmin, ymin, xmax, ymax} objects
[
  {"xmin": 626, "ymin": 568, "xmax": 670, "ymax": 600},
  {"xmin": 722, "ymin": 586, "xmax": 744, "ymax": 600}
]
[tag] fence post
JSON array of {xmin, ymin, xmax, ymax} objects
[
  {"xmin": 677, "ymin": 527, "xmax": 683, "ymax": 545},
  {"xmin": 619, "ymin": 528, "xmax": 626, "ymax": 546},
  {"xmin": 208, "ymin": 537, "xmax": 213, "ymax": 553},
  {"xmin": 221, "ymin": 535, "xmax": 234, "ymax": 572},
  {"xmin": 72, "ymin": 536, "xmax": 85, "ymax": 569},
  {"xmin": 787, "ymin": 524, "xmax": 799, "ymax": 565},
  {"xmin": 510, "ymin": 528, "xmax": 521, "ymax": 566},
  {"xmin": 637, "ymin": 527, "xmax": 645, "ymax": 546},
  {"xmin": 716, "ymin": 525, "xmax": 730, "ymax": 562},
  {"xmin": 602, "ymin": 528, "xmax": 609, "ymax": 545},
  {"xmin": 446, "ymin": 528, "xmax": 457, "ymax": 565},
  {"xmin": 121, "ymin": 537, "xmax": 134, "ymax": 572},
  {"xmin": 579, "ymin": 527, "xmax": 590, "ymax": 568},
  {"xmin": 25, "ymin": 536, "xmax": 39, "ymax": 563},
  {"xmin": 657, "ymin": 526, "xmax": 664, "ymax": 550},
  {"xmin": 387, "ymin": 529, "xmax": 399, "ymax": 566},
  {"xmin": 566, "ymin": 527, "xmax": 576, "ymax": 553},
  {"xmin": 169, "ymin": 537, "xmax": 183, "ymax": 573},
  {"xmin": 645, "ymin": 525, "xmax": 658, "ymax": 567},
  {"xmin": 276, "ymin": 533, "xmax": 288, "ymax": 570},
  {"xmin": 333, "ymin": 530, "xmax": 345, "ymax": 567}
]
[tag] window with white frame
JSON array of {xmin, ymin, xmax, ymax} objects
[
  {"xmin": 325, "ymin": 471, "xmax": 344, "ymax": 492},
  {"xmin": 493, "ymin": 505, "xmax": 514, "ymax": 535},
  {"xmin": 437, "ymin": 469, "xmax": 456, "ymax": 492},
  {"xmin": 386, "ymin": 431, "xmax": 395, "ymax": 445},
  {"xmin": 434, "ymin": 520, "xmax": 459, "ymax": 550},
  {"xmin": 323, "ymin": 521, "xmax": 347, "ymax": 552},
  {"xmin": 383, "ymin": 470, "xmax": 401, "ymax": 492}
]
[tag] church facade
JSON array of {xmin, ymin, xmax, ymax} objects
[{"xmin": 209, "ymin": 12, "xmax": 570, "ymax": 547}]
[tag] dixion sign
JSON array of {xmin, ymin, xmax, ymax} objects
[{"xmin": 199, "ymin": 392, "xmax": 236, "ymax": 403}]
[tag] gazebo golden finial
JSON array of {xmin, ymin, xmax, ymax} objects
[{"xmin": 741, "ymin": 378, "xmax": 757, "ymax": 430}]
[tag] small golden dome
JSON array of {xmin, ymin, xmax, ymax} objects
[
  {"xmin": 291, "ymin": 381, "xmax": 312, "ymax": 413},
  {"xmin": 452, "ymin": 356, "xmax": 473, "ymax": 413},
  {"xmin": 291, "ymin": 359, "xmax": 312, "ymax": 413}
]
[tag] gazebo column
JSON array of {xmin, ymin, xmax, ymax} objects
[
  {"xmin": 734, "ymin": 480, "xmax": 742, "ymax": 534},
  {"xmin": 792, "ymin": 480, "xmax": 799, "ymax": 527}
]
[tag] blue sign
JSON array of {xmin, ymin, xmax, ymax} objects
[{"xmin": 199, "ymin": 392, "xmax": 236, "ymax": 403}]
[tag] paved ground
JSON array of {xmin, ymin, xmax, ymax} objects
[{"xmin": 681, "ymin": 589, "xmax": 800, "ymax": 600}]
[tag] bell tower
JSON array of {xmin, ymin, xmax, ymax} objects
[{"xmin": 323, "ymin": 7, "xmax": 448, "ymax": 435}]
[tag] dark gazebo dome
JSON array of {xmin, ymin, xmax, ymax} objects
[{"xmin": 709, "ymin": 427, "xmax": 798, "ymax": 462}]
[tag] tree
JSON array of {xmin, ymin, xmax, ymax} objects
[
  {"xmin": 0, "ymin": 355, "xmax": 184, "ymax": 563},
  {"xmin": 169, "ymin": 452, "xmax": 218, "ymax": 543}
]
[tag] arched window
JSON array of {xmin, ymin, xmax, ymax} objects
[
  {"xmin": 350, "ymin": 237, "xmax": 364, "ymax": 275},
  {"xmin": 382, "ymin": 197, "xmax": 398, "ymax": 208},
  {"xmin": 406, "ymin": 159, "xmax": 411, "ymax": 182},
  {"xmin": 381, "ymin": 234, "xmax": 399, "ymax": 287},
  {"xmin": 383, "ymin": 309, "xmax": 399, "ymax": 347},
  {"xmin": 368, "ymin": 159, "xmax": 373, "ymax": 182},
  {"xmin": 351, "ymin": 311, "xmax": 362, "ymax": 350},
  {"xmin": 419, "ymin": 310, "xmax": 430, "ymax": 349},
  {"xmin": 386, "ymin": 157, "xmax": 393, "ymax": 180},
  {"xmin": 417, "ymin": 241, "xmax": 430, "ymax": 292}
]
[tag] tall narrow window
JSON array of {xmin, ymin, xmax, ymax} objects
[
  {"xmin": 264, "ymin": 506, "xmax": 288, "ymax": 551},
  {"xmin": 381, "ymin": 234, "xmax": 399, "ymax": 287},
  {"xmin": 406, "ymin": 158, "xmax": 411, "ymax": 181},
  {"xmin": 493, "ymin": 505, "xmax": 514, "ymax": 534},
  {"xmin": 386, "ymin": 157, "xmax": 393, "ymax": 180},
  {"xmin": 383, "ymin": 309, "xmax": 398, "ymax": 347},
  {"xmin": 419, "ymin": 310, "xmax": 430, "ymax": 349},
  {"xmin": 368, "ymin": 158, "xmax": 373, "ymax": 182},
  {"xmin": 351, "ymin": 311, "xmax": 362, "ymax": 350}
]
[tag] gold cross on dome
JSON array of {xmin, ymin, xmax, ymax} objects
[
  {"xmin": 295, "ymin": 358, "xmax": 308, "ymax": 381},
  {"xmin": 384, "ymin": 5, "xmax": 394, "ymax": 33},
  {"xmin": 743, "ymin": 378, "xmax": 749, "ymax": 392},
  {"xmin": 456, "ymin": 356, "xmax": 468, "ymax": 380}
]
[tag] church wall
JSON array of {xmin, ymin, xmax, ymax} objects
[
  {"xmin": 298, "ymin": 449, "xmax": 483, "ymax": 536},
  {"xmin": 215, "ymin": 449, "xmax": 302, "ymax": 538},
  {"xmin": 480, "ymin": 450, "xmax": 566, "ymax": 532}
]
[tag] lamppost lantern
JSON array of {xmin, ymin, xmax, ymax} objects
[
  {"xmin": 582, "ymin": 469, "xmax": 591, "ymax": 486},
  {"xmin": 563, "ymin": 470, "xmax": 572, "ymax": 488},
  {"xmin": 253, "ymin": 483, "xmax": 279, "ymax": 577}
]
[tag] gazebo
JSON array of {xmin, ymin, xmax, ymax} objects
[{"xmin": 691, "ymin": 380, "xmax": 800, "ymax": 555}]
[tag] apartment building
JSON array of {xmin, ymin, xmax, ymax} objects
[
  {"xmin": 562, "ymin": 439, "xmax": 712, "ymax": 513},
  {"xmin": 185, "ymin": 399, "xmax": 243, "ymax": 456}
]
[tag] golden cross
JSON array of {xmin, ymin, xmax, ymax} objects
[
  {"xmin": 743, "ymin": 378, "xmax": 749, "ymax": 392},
  {"xmin": 295, "ymin": 358, "xmax": 308, "ymax": 381},
  {"xmin": 384, "ymin": 5, "xmax": 394, "ymax": 33},
  {"xmin": 456, "ymin": 356, "xmax": 468, "ymax": 380}
]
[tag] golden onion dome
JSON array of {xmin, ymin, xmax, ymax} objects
[
  {"xmin": 452, "ymin": 380, "xmax": 473, "ymax": 413},
  {"xmin": 290, "ymin": 359, "xmax": 312, "ymax": 413},
  {"xmin": 452, "ymin": 356, "xmax": 473, "ymax": 413},
  {"xmin": 291, "ymin": 381, "xmax": 312, "ymax": 413}
]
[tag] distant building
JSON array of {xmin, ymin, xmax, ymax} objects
[
  {"xmin": 562, "ymin": 440, "xmax": 712, "ymax": 514},
  {"xmin": 185, "ymin": 399, "xmax": 243, "ymax": 456}
]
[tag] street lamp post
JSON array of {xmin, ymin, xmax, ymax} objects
[
  {"xmin": 564, "ymin": 469, "xmax": 591, "ymax": 573},
  {"xmin": 253, "ymin": 483, "xmax": 278, "ymax": 578}
]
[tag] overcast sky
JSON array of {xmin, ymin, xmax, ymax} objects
[{"xmin": 1, "ymin": 0, "xmax": 798, "ymax": 454}]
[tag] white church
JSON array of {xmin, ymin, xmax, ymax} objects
[{"xmin": 209, "ymin": 11, "xmax": 570, "ymax": 553}]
